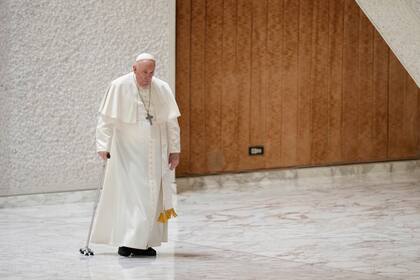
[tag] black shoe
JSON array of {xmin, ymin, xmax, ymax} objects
[
  {"xmin": 145, "ymin": 247, "xmax": 157, "ymax": 256},
  {"xmin": 118, "ymin": 246, "xmax": 133, "ymax": 257},
  {"xmin": 131, "ymin": 247, "xmax": 157, "ymax": 257},
  {"xmin": 118, "ymin": 246, "xmax": 157, "ymax": 257}
]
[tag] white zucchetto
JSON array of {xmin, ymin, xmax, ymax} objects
[{"xmin": 136, "ymin": 53, "xmax": 155, "ymax": 62}]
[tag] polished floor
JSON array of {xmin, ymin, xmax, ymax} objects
[{"xmin": 1, "ymin": 170, "xmax": 420, "ymax": 279}]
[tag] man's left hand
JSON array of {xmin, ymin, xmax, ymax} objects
[{"xmin": 169, "ymin": 153, "xmax": 180, "ymax": 170}]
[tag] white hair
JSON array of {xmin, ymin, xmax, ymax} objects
[{"xmin": 135, "ymin": 53, "xmax": 155, "ymax": 62}]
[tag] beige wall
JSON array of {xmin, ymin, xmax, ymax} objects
[
  {"xmin": 355, "ymin": 0, "xmax": 420, "ymax": 87},
  {"xmin": 0, "ymin": 0, "xmax": 176, "ymax": 196}
]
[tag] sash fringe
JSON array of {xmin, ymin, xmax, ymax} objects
[{"xmin": 157, "ymin": 208, "xmax": 178, "ymax": 223}]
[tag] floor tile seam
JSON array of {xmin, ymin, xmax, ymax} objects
[
  {"xmin": 173, "ymin": 239, "xmax": 402, "ymax": 280},
  {"xmin": 180, "ymin": 170, "xmax": 420, "ymax": 185},
  {"xmin": 187, "ymin": 179, "xmax": 420, "ymax": 194}
]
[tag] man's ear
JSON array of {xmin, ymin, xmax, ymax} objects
[{"xmin": 132, "ymin": 64, "xmax": 136, "ymax": 72}]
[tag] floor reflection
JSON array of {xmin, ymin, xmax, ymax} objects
[{"xmin": 1, "ymin": 170, "xmax": 420, "ymax": 279}]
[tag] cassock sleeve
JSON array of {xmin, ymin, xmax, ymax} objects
[
  {"xmin": 96, "ymin": 114, "xmax": 115, "ymax": 152},
  {"xmin": 167, "ymin": 118, "xmax": 180, "ymax": 154}
]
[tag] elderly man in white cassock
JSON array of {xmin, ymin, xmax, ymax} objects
[{"xmin": 90, "ymin": 53, "xmax": 181, "ymax": 257}]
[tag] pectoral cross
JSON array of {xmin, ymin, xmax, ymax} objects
[{"xmin": 146, "ymin": 113, "xmax": 154, "ymax": 125}]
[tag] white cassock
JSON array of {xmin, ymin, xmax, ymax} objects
[{"xmin": 91, "ymin": 72, "xmax": 181, "ymax": 249}]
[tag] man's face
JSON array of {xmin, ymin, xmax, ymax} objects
[{"xmin": 133, "ymin": 60, "xmax": 155, "ymax": 87}]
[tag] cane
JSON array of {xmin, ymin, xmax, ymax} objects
[{"xmin": 79, "ymin": 153, "xmax": 110, "ymax": 256}]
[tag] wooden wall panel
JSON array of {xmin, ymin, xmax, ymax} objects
[
  {"xmin": 342, "ymin": 0, "xmax": 360, "ymax": 162},
  {"xmin": 296, "ymin": 0, "xmax": 314, "ymax": 165},
  {"xmin": 418, "ymin": 86, "xmax": 420, "ymax": 155},
  {"xmin": 221, "ymin": 0, "xmax": 239, "ymax": 171},
  {"xmin": 405, "ymin": 76, "xmax": 419, "ymax": 156},
  {"xmin": 188, "ymin": 0, "xmax": 206, "ymax": 173},
  {"xmin": 327, "ymin": 0, "xmax": 344, "ymax": 163},
  {"xmin": 176, "ymin": 0, "xmax": 420, "ymax": 176},
  {"xmin": 358, "ymin": 11, "xmax": 374, "ymax": 160},
  {"xmin": 280, "ymin": 0, "xmax": 299, "ymax": 166},
  {"xmin": 175, "ymin": 0, "xmax": 191, "ymax": 173},
  {"xmin": 249, "ymin": 0, "xmax": 268, "ymax": 169},
  {"xmin": 372, "ymin": 30, "xmax": 388, "ymax": 159},
  {"xmin": 236, "ymin": 0, "xmax": 253, "ymax": 171},
  {"xmin": 205, "ymin": 0, "xmax": 224, "ymax": 172},
  {"xmin": 310, "ymin": 0, "xmax": 330, "ymax": 164},
  {"xmin": 388, "ymin": 51, "xmax": 406, "ymax": 159},
  {"xmin": 266, "ymin": 0, "xmax": 283, "ymax": 168}
]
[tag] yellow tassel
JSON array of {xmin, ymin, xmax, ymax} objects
[
  {"xmin": 158, "ymin": 213, "xmax": 168, "ymax": 223},
  {"xmin": 157, "ymin": 208, "xmax": 178, "ymax": 223}
]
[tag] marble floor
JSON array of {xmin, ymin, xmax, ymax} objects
[{"xmin": 1, "ymin": 170, "xmax": 420, "ymax": 279}]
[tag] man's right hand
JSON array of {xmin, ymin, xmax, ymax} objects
[{"xmin": 98, "ymin": 151, "xmax": 110, "ymax": 160}]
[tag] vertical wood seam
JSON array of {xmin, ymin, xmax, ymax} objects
[
  {"xmin": 295, "ymin": 0, "xmax": 300, "ymax": 163},
  {"xmin": 188, "ymin": 0, "xmax": 193, "ymax": 173},
  {"xmin": 386, "ymin": 42, "xmax": 390, "ymax": 158},
  {"xmin": 280, "ymin": 0, "xmax": 284, "ymax": 161},
  {"xmin": 403, "ymin": 61, "xmax": 406, "ymax": 154},
  {"xmin": 340, "ymin": 0, "xmax": 345, "ymax": 161},
  {"xmin": 372, "ymin": 20, "xmax": 376, "ymax": 151},
  {"xmin": 326, "ymin": 0, "xmax": 331, "ymax": 160},
  {"xmin": 265, "ymin": 0, "xmax": 269, "ymax": 167},
  {"xmin": 204, "ymin": 0, "xmax": 208, "ymax": 170},
  {"xmin": 357, "ymin": 6, "xmax": 361, "ymax": 160},
  {"xmin": 234, "ymin": 0, "xmax": 239, "ymax": 169},
  {"xmin": 369, "ymin": 21, "xmax": 376, "ymax": 147},
  {"xmin": 309, "ymin": 0, "xmax": 316, "ymax": 163},
  {"xmin": 221, "ymin": 0, "xmax": 225, "ymax": 170},
  {"xmin": 249, "ymin": 0, "xmax": 253, "ymax": 145}
]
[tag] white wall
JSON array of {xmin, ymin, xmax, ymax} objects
[
  {"xmin": 355, "ymin": 0, "xmax": 420, "ymax": 87},
  {"xmin": 0, "ymin": 0, "xmax": 175, "ymax": 196}
]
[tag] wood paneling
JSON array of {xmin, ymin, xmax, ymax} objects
[
  {"xmin": 236, "ymin": 0, "xmax": 253, "ymax": 171},
  {"xmin": 296, "ymin": 0, "xmax": 314, "ymax": 165},
  {"xmin": 280, "ymin": 0, "xmax": 299, "ymax": 166},
  {"xmin": 205, "ymin": 0, "xmax": 224, "ymax": 172},
  {"xmin": 372, "ymin": 27, "xmax": 389, "ymax": 159},
  {"xmin": 221, "ymin": 0, "xmax": 239, "ymax": 171},
  {"xmin": 358, "ymin": 10, "xmax": 374, "ymax": 160},
  {"xmin": 175, "ymin": 0, "xmax": 191, "ymax": 173},
  {"xmin": 176, "ymin": 0, "xmax": 420, "ymax": 176},
  {"xmin": 342, "ymin": 0, "xmax": 359, "ymax": 162},
  {"xmin": 249, "ymin": 0, "xmax": 268, "ymax": 169},
  {"xmin": 311, "ymin": 0, "xmax": 330, "ymax": 164},
  {"xmin": 327, "ymin": 0, "xmax": 344, "ymax": 163},
  {"xmin": 188, "ymin": 0, "xmax": 206, "ymax": 173},
  {"xmin": 266, "ymin": 0, "xmax": 283, "ymax": 168}
]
